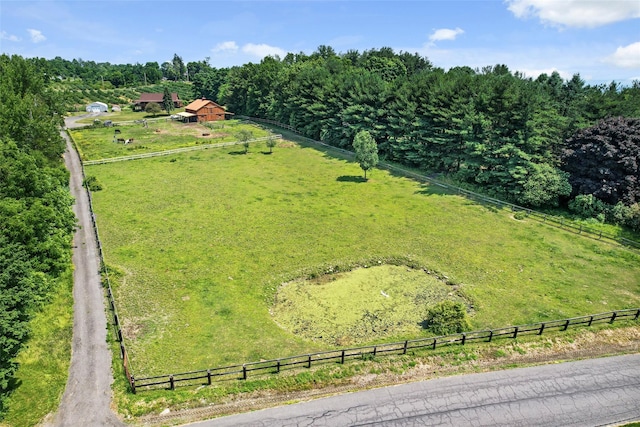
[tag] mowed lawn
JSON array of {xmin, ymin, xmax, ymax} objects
[{"xmin": 87, "ymin": 139, "xmax": 640, "ymax": 377}]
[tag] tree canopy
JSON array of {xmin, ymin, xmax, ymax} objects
[{"xmin": 0, "ymin": 54, "xmax": 75, "ymax": 410}]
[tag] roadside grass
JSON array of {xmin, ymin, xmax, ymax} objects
[
  {"xmin": 69, "ymin": 120, "xmax": 270, "ymax": 161},
  {"xmin": 113, "ymin": 323, "xmax": 640, "ymax": 420},
  {"xmin": 0, "ymin": 269, "xmax": 73, "ymax": 427},
  {"xmin": 83, "ymin": 134, "xmax": 640, "ymax": 385}
]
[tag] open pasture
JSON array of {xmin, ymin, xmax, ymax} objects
[
  {"xmin": 84, "ymin": 135, "xmax": 640, "ymax": 378},
  {"xmin": 70, "ymin": 119, "xmax": 269, "ymax": 161}
]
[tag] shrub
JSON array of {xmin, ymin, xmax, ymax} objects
[
  {"xmin": 423, "ymin": 300, "xmax": 470, "ymax": 335},
  {"xmin": 513, "ymin": 211, "xmax": 526, "ymax": 220},
  {"xmin": 568, "ymin": 194, "xmax": 608, "ymax": 220},
  {"xmin": 83, "ymin": 175, "xmax": 102, "ymax": 191}
]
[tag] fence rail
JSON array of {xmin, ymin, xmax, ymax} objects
[
  {"xmin": 84, "ymin": 135, "xmax": 282, "ymax": 165},
  {"xmin": 239, "ymin": 116, "xmax": 640, "ymax": 252},
  {"xmin": 132, "ymin": 308, "xmax": 640, "ymax": 392}
]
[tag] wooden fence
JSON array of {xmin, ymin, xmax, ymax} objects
[
  {"xmin": 239, "ymin": 116, "xmax": 640, "ymax": 252},
  {"xmin": 131, "ymin": 308, "xmax": 640, "ymax": 392},
  {"xmin": 84, "ymin": 135, "xmax": 282, "ymax": 165}
]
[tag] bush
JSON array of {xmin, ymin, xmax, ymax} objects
[
  {"xmin": 625, "ymin": 203, "xmax": 640, "ymax": 232},
  {"xmin": 423, "ymin": 300, "xmax": 470, "ymax": 335},
  {"xmin": 83, "ymin": 175, "xmax": 102, "ymax": 191},
  {"xmin": 568, "ymin": 194, "xmax": 608, "ymax": 220}
]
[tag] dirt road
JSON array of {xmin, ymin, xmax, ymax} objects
[{"xmin": 46, "ymin": 121, "xmax": 124, "ymax": 426}]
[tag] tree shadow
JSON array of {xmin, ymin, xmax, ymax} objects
[
  {"xmin": 337, "ymin": 175, "xmax": 367, "ymax": 183},
  {"xmin": 261, "ymin": 151, "xmax": 273, "ymax": 155},
  {"xmin": 228, "ymin": 150, "xmax": 247, "ymax": 155}
]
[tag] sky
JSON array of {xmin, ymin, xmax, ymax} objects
[{"xmin": 1, "ymin": 0, "xmax": 639, "ymax": 85}]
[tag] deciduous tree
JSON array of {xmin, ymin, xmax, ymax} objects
[{"xmin": 353, "ymin": 130, "xmax": 379, "ymax": 179}]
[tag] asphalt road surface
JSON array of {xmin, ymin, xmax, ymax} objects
[
  {"xmin": 186, "ymin": 354, "xmax": 640, "ymax": 427},
  {"xmin": 46, "ymin": 120, "xmax": 124, "ymax": 426}
]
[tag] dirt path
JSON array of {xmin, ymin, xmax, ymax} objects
[{"xmin": 46, "ymin": 122, "xmax": 124, "ymax": 426}]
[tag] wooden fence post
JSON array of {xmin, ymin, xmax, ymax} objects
[
  {"xmin": 487, "ymin": 330, "xmax": 493, "ymax": 342},
  {"xmin": 461, "ymin": 334, "xmax": 466, "ymax": 345},
  {"xmin": 276, "ymin": 360, "xmax": 281, "ymax": 373},
  {"xmin": 610, "ymin": 312, "xmax": 617, "ymax": 323},
  {"xmin": 207, "ymin": 369, "xmax": 211, "ymax": 385},
  {"xmin": 588, "ymin": 316, "xmax": 594, "ymax": 326},
  {"xmin": 513, "ymin": 327, "xmax": 519, "ymax": 339},
  {"xmin": 538, "ymin": 323, "xmax": 545, "ymax": 335},
  {"xmin": 169, "ymin": 375, "xmax": 175, "ymax": 390},
  {"xmin": 403, "ymin": 340, "xmax": 408, "ymax": 354},
  {"xmin": 307, "ymin": 355, "xmax": 312, "ymax": 368},
  {"xmin": 563, "ymin": 319, "xmax": 570, "ymax": 331},
  {"xmin": 432, "ymin": 338, "xmax": 437, "ymax": 350},
  {"xmin": 341, "ymin": 350, "xmax": 345, "ymax": 364},
  {"xmin": 373, "ymin": 346, "xmax": 377, "ymax": 357},
  {"xmin": 242, "ymin": 364, "xmax": 247, "ymax": 380},
  {"xmin": 635, "ymin": 309, "xmax": 640, "ymax": 320}
]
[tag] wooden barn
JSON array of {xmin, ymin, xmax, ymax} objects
[
  {"xmin": 179, "ymin": 98, "xmax": 231, "ymax": 123},
  {"xmin": 133, "ymin": 93, "xmax": 182, "ymax": 111}
]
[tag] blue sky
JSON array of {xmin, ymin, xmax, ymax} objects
[{"xmin": 1, "ymin": 0, "xmax": 639, "ymax": 85}]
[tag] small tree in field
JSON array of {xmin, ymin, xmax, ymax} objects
[
  {"xmin": 236, "ymin": 129, "xmax": 253, "ymax": 154},
  {"xmin": 266, "ymin": 135, "xmax": 277, "ymax": 153},
  {"xmin": 353, "ymin": 130, "xmax": 378, "ymax": 179},
  {"xmin": 145, "ymin": 102, "xmax": 162, "ymax": 117}
]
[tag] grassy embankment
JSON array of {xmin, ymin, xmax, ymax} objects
[
  {"xmin": 73, "ymin": 124, "xmax": 640, "ymax": 417},
  {"xmin": 0, "ymin": 270, "xmax": 73, "ymax": 427}
]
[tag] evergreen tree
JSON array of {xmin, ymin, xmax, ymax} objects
[{"xmin": 162, "ymin": 86, "xmax": 173, "ymax": 114}]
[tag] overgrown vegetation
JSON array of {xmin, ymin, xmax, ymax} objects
[
  {"xmin": 423, "ymin": 301, "xmax": 472, "ymax": 335},
  {"xmin": 0, "ymin": 54, "xmax": 75, "ymax": 421}
]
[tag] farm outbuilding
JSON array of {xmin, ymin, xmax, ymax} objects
[
  {"xmin": 86, "ymin": 101, "xmax": 108, "ymax": 113},
  {"xmin": 181, "ymin": 98, "xmax": 233, "ymax": 123}
]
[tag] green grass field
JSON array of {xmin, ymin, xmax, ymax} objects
[
  {"xmin": 70, "ymin": 119, "xmax": 270, "ymax": 161},
  {"xmin": 83, "ymin": 133, "xmax": 640, "ymax": 380}
]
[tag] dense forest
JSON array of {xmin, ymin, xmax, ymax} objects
[{"xmin": 0, "ymin": 55, "xmax": 75, "ymax": 412}]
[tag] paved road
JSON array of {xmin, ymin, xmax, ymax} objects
[
  {"xmin": 187, "ymin": 354, "xmax": 640, "ymax": 427},
  {"xmin": 46, "ymin": 120, "xmax": 124, "ymax": 427}
]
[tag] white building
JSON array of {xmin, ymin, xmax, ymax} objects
[{"xmin": 86, "ymin": 101, "xmax": 108, "ymax": 113}]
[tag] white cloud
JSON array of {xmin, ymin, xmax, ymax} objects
[
  {"xmin": 606, "ymin": 41, "xmax": 640, "ymax": 68},
  {"xmin": 429, "ymin": 27, "xmax": 464, "ymax": 43},
  {"xmin": 27, "ymin": 28, "xmax": 46, "ymax": 43},
  {"xmin": 242, "ymin": 43, "xmax": 286, "ymax": 59},
  {"xmin": 506, "ymin": 0, "xmax": 640, "ymax": 28},
  {"xmin": 1, "ymin": 31, "xmax": 20, "ymax": 42},
  {"xmin": 212, "ymin": 41, "xmax": 239, "ymax": 53}
]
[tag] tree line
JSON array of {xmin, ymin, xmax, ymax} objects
[
  {"xmin": 0, "ymin": 54, "xmax": 76, "ymax": 414},
  {"xmin": 209, "ymin": 46, "xmax": 640, "ymax": 229},
  {"xmin": 24, "ymin": 47, "xmax": 640, "ymax": 230}
]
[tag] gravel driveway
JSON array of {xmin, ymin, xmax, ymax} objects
[{"xmin": 46, "ymin": 118, "xmax": 124, "ymax": 426}]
